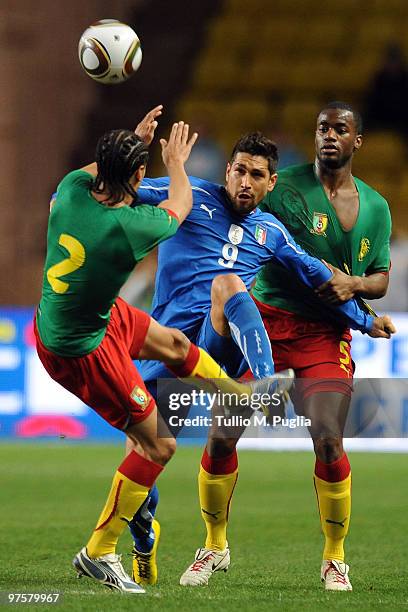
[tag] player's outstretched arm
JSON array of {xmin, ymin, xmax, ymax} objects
[
  {"xmin": 158, "ymin": 122, "xmax": 198, "ymax": 223},
  {"xmin": 134, "ymin": 104, "xmax": 163, "ymax": 145},
  {"xmin": 271, "ymin": 223, "xmax": 392, "ymax": 335},
  {"xmin": 315, "ymin": 261, "xmax": 389, "ymax": 304},
  {"xmin": 78, "ymin": 105, "xmax": 164, "ymax": 178}
]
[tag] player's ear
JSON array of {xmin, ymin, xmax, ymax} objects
[
  {"xmin": 354, "ymin": 134, "xmax": 363, "ymax": 151},
  {"xmin": 135, "ymin": 165, "xmax": 146, "ymax": 181},
  {"xmin": 267, "ymin": 173, "xmax": 278, "ymax": 192},
  {"xmin": 225, "ymin": 162, "xmax": 232, "ymax": 182}
]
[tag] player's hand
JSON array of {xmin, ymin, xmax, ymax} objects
[
  {"xmin": 368, "ymin": 315, "xmax": 396, "ymax": 339},
  {"xmin": 315, "ymin": 261, "xmax": 360, "ymax": 304},
  {"xmin": 160, "ymin": 121, "xmax": 198, "ymax": 168},
  {"xmin": 134, "ymin": 104, "xmax": 163, "ymax": 145}
]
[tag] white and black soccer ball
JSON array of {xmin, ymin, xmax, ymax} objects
[{"xmin": 78, "ymin": 19, "xmax": 142, "ymax": 84}]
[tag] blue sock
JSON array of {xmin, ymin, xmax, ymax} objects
[
  {"xmin": 224, "ymin": 292, "xmax": 274, "ymax": 379},
  {"xmin": 128, "ymin": 484, "xmax": 159, "ymax": 553}
]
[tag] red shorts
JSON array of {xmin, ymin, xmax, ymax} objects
[
  {"xmin": 253, "ymin": 298, "xmax": 354, "ymax": 398},
  {"xmin": 34, "ymin": 297, "xmax": 156, "ymax": 430}
]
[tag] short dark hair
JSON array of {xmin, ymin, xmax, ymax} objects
[
  {"xmin": 93, "ymin": 129, "xmax": 149, "ymax": 205},
  {"xmin": 230, "ymin": 132, "xmax": 279, "ymax": 174},
  {"xmin": 319, "ymin": 101, "xmax": 363, "ymax": 134}
]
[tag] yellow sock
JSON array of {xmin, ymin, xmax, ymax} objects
[
  {"xmin": 86, "ymin": 471, "xmax": 150, "ymax": 558},
  {"xmin": 198, "ymin": 449, "xmax": 238, "ymax": 551},
  {"xmin": 314, "ymin": 473, "xmax": 351, "ymax": 561},
  {"xmin": 191, "ymin": 348, "xmax": 251, "ymax": 398}
]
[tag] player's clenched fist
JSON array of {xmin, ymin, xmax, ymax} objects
[
  {"xmin": 160, "ymin": 122, "xmax": 198, "ymax": 168},
  {"xmin": 368, "ymin": 315, "xmax": 396, "ymax": 339}
]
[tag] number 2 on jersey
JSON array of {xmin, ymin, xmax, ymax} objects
[{"xmin": 47, "ymin": 234, "xmax": 86, "ymax": 294}]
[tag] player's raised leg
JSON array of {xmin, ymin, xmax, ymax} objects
[
  {"xmin": 210, "ymin": 273, "xmax": 275, "ymax": 379},
  {"xmin": 138, "ymin": 315, "xmax": 283, "ymax": 402},
  {"xmin": 305, "ymin": 390, "xmax": 353, "ymax": 591}
]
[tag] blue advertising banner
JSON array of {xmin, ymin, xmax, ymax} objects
[{"xmin": 0, "ymin": 308, "xmax": 122, "ymax": 441}]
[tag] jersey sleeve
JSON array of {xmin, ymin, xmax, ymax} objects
[
  {"xmin": 266, "ymin": 220, "xmax": 374, "ymax": 333},
  {"xmin": 137, "ymin": 176, "xmax": 210, "ymax": 206},
  {"xmin": 365, "ymin": 205, "xmax": 392, "ymax": 274},
  {"xmin": 118, "ymin": 205, "xmax": 179, "ymax": 262},
  {"xmin": 137, "ymin": 177, "xmax": 170, "ymax": 205}
]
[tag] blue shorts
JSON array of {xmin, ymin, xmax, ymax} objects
[{"xmin": 139, "ymin": 310, "xmax": 248, "ymax": 400}]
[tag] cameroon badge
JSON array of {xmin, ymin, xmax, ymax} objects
[
  {"xmin": 130, "ymin": 385, "xmax": 149, "ymax": 410},
  {"xmin": 311, "ymin": 212, "xmax": 328, "ymax": 236}
]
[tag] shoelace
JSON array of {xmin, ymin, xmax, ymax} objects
[
  {"xmin": 190, "ymin": 552, "xmax": 215, "ymax": 573},
  {"xmin": 108, "ymin": 554, "xmax": 130, "ymax": 580},
  {"xmin": 132, "ymin": 550, "xmax": 152, "ymax": 579},
  {"xmin": 325, "ymin": 563, "xmax": 349, "ymax": 586}
]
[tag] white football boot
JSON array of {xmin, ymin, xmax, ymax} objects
[
  {"xmin": 248, "ymin": 368, "xmax": 295, "ymax": 419},
  {"xmin": 179, "ymin": 547, "xmax": 230, "ymax": 586},
  {"xmin": 73, "ymin": 547, "xmax": 145, "ymax": 593},
  {"xmin": 321, "ymin": 559, "xmax": 353, "ymax": 591}
]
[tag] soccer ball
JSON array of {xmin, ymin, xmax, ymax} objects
[{"xmin": 78, "ymin": 19, "xmax": 142, "ymax": 84}]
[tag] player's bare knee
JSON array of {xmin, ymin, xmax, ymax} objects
[
  {"xmin": 211, "ymin": 274, "xmax": 246, "ymax": 306},
  {"xmin": 147, "ymin": 437, "xmax": 177, "ymax": 466},
  {"xmin": 173, "ymin": 329, "xmax": 191, "ymax": 362},
  {"xmin": 164, "ymin": 328, "xmax": 190, "ymax": 364},
  {"xmin": 125, "ymin": 436, "xmax": 141, "ymax": 456},
  {"xmin": 207, "ymin": 437, "xmax": 237, "ymax": 458},
  {"xmin": 313, "ymin": 436, "xmax": 344, "ymax": 463}
]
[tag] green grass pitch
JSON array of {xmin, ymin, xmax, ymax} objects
[{"xmin": 1, "ymin": 444, "xmax": 407, "ymax": 611}]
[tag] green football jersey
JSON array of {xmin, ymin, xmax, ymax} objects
[
  {"xmin": 37, "ymin": 170, "xmax": 178, "ymax": 356},
  {"xmin": 252, "ymin": 163, "xmax": 391, "ymax": 319}
]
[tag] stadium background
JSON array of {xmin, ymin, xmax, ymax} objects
[{"xmin": 1, "ymin": 2, "xmax": 407, "ymax": 609}]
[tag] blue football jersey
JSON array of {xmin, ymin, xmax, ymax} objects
[{"xmin": 137, "ymin": 177, "xmax": 373, "ymax": 337}]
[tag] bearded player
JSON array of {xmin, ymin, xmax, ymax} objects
[{"xmin": 181, "ymin": 102, "xmax": 392, "ymax": 591}]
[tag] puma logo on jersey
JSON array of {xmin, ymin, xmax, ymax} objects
[{"xmin": 200, "ymin": 204, "xmax": 216, "ymax": 219}]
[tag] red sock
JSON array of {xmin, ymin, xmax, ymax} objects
[
  {"xmin": 201, "ymin": 448, "xmax": 238, "ymax": 475},
  {"xmin": 315, "ymin": 453, "xmax": 351, "ymax": 483},
  {"xmin": 167, "ymin": 342, "xmax": 200, "ymax": 377},
  {"xmin": 118, "ymin": 451, "xmax": 163, "ymax": 487}
]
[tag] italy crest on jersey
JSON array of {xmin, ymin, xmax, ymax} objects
[
  {"xmin": 311, "ymin": 212, "xmax": 328, "ymax": 236},
  {"xmin": 358, "ymin": 237, "xmax": 370, "ymax": 261},
  {"xmin": 130, "ymin": 385, "xmax": 149, "ymax": 410},
  {"xmin": 255, "ymin": 224, "xmax": 267, "ymax": 245}
]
